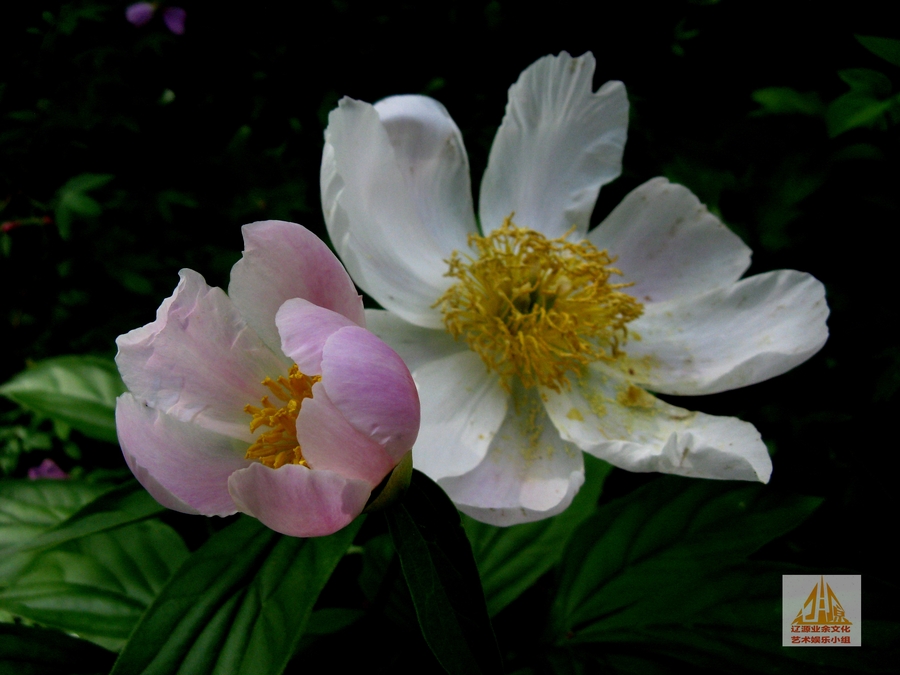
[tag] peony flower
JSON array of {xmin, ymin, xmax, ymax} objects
[
  {"xmin": 115, "ymin": 221, "xmax": 420, "ymax": 537},
  {"xmin": 320, "ymin": 52, "xmax": 829, "ymax": 525}
]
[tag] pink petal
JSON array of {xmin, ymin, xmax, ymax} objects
[
  {"xmin": 320, "ymin": 325, "xmax": 419, "ymax": 461},
  {"xmin": 115, "ymin": 269, "xmax": 288, "ymax": 441},
  {"xmin": 276, "ymin": 299, "xmax": 357, "ymax": 375},
  {"xmin": 125, "ymin": 3, "xmax": 155, "ymax": 26},
  {"xmin": 162, "ymin": 6, "xmax": 186, "ymax": 34},
  {"xmin": 116, "ymin": 393, "xmax": 249, "ymax": 516},
  {"xmin": 227, "ymin": 462, "xmax": 371, "ymax": 537},
  {"xmin": 229, "ymin": 221, "xmax": 365, "ymax": 355},
  {"xmin": 296, "ymin": 382, "xmax": 397, "ymax": 485}
]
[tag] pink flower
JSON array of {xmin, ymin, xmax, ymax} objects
[{"xmin": 115, "ymin": 221, "xmax": 420, "ymax": 537}]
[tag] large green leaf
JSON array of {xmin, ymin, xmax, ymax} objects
[
  {"xmin": 550, "ymin": 476, "xmax": 821, "ymax": 640},
  {"xmin": 12, "ymin": 480, "xmax": 165, "ymax": 554},
  {"xmin": 0, "ymin": 479, "xmax": 112, "ymax": 584},
  {"xmin": 0, "ymin": 519, "xmax": 188, "ymax": 650},
  {"xmin": 110, "ymin": 515, "xmax": 362, "ymax": 675},
  {"xmin": 0, "ymin": 356, "xmax": 125, "ymax": 443},
  {"xmin": 0, "ymin": 623, "xmax": 115, "ymax": 675},
  {"xmin": 385, "ymin": 471, "xmax": 502, "ymax": 675},
  {"xmin": 463, "ymin": 455, "xmax": 612, "ymax": 616}
]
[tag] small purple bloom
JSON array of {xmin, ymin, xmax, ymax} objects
[
  {"xmin": 28, "ymin": 458, "xmax": 68, "ymax": 480},
  {"xmin": 125, "ymin": 2, "xmax": 156, "ymax": 27},
  {"xmin": 162, "ymin": 7, "xmax": 187, "ymax": 35}
]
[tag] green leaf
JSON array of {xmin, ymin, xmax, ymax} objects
[
  {"xmin": 826, "ymin": 92, "xmax": 893, "ymax": 136},
  {"xmin": 61, "ymin": 174, "xmax": 114, "ymax": 193},
  {"xmin": 61, "ymin": 192, "xmax": 101, "ymax": 218},
  {"xmin": 838, "ymin": 68, "xmax": 892, "ymax": 96},
  {"xmin": 10, "ymin": 480, "xmax": 165, "ymax": 555},
  {"xmin": 464, "ymin": 455, "xmax": 612, "ymax": 616},
  {"xmin": 0, "ymin": 356, "xmax": 125, "ymax": 443},
  {"xmin": 111, "ymin": 515, "xmax": 362, "ymax": 675},
  {"xmin": 550, "ymin": 476, "xmax": 821, "ymax": 640},
  {"xmin": 0, "ymin": 479, "xmax": 112, "ymax": 585},
  {"xmin": 856, "ymin": 34, "xmax": 900, "ymax": 67},
  {"xmin": 52, "ymin": 174, "xmax": 113, "ymax": 239},
  {"xmin": 0, "ymin": 519, "xmax": 188, "ymax": 650},
  {"xmin": 751, "ymin": 87, "xmax": 824, "ymax": 116},
  {"xmin": 385, "ymin": 471, "xmax": 502, "ymax": 675},
  {"xmin": 0, "ymin": 623, "xmax": 115, "ymax": 675}
]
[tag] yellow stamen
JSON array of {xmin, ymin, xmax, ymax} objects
[
  {"xmin": 243, "ymin": 364, "xmax": 320, "ymax": 469},
  {"xmin": 436, "ymin": 216, "xmax": 643, "ymax": 393}
]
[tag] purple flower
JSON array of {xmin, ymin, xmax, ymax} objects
[
  {"xmin": 162, "ymin": 7, "xmax": 186, "ymax": 35},
  {"xmin": 126, "ymin": 3, "xmax": 186, "ymax": 34},
  {"xmin": 28, "ymin": 458, "xmax": 68, "ymax": 480},
  {"xmin": 125, "ymin": 2, "xmax": 156, "ymax": 27}
]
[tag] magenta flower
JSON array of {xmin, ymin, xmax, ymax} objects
[{"xmin": 115, "ymin": 221, "xmax": 420, "ymax": 537}]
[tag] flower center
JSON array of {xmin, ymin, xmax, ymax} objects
[
  {"xmin": 436, "ymin": 216, "xmax": 643, "ymax": 393},
  {"xmin": 244, "ymin": 364, "xmax": 320, "ymax": 469}
]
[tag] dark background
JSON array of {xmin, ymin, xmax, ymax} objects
[{"xmin": 1, "ymin": 0, "xmax": 897, "ymax": 662}]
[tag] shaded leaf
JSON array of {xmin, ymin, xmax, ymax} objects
[
  {"xmin": 0, "ymin": 623, "xmax": 114, "ymax": 675},
  {"xmin": 826, "ymin": 92, "xmax": 893, "ymax": 137},
  {"xmin": 563, "ymin": 564, "xmax": 897, "ymax": 674},
  {"xmin": 550, "ymin": 476, "xmax": 821, "ymax": 639},
  {"xmin": 464, "ymin": 455, "xmax": 612, "ymax": 616},
  {"xmin": 0, "ymin": 356, "xmax": 125, "ymax": 443},
  {"xmin": 62, "ymin": 174, "xmax": 114, "ymax": 193},
  {"xmin": 856, "ymin": 34, "xmax": 900, "ymax": 67},
  {"xmin": 751, "ymin": 87, "xmax": 824, "ymax": 116},
  {"xmin": 838, "ymin": 68, "xmax": 892, "ymax": 96},
  {"xmin": 385, "ymin": 471, "xmax": 502, "ymax": 675},
  {"xmin": 111, "ymin": 515, "xmax": 362, "ymax": 675}
]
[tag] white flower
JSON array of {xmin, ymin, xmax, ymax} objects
[{"xmin": 320, "ymin": 52, "xmax": 829, "ymax": 525}]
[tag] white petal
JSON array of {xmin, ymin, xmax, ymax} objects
[
  {"xmin": 439, "ymin": 392, "xmax": 585, "ymax": 526},
  {"xmin": 626, "ymin": 270, "xmax": 829, "ymax": 395},
  {"xmin": 364, "ymin": 309, "xmax": 466, "ymax": 375},
  {"xmin": 543, "ymin": 366, "xmax": 772, "ymax": 483},
  {"xmin": 115, "ymin": 269, "xmax": 288, "ymax": 441},
  {"xmin": 373, "ymin": 95, "xmax": 477, "ymax": 253},
  {"xmin": 322, "ymin": 97, "xmax": 475, "ymax": 328},
  {"xmin": 588, "ymin": 178, "xmax": 751, "ymax": 303},
  {"xmin": 479, "ymin": 52, "xmax": 628, "ymax": 239},
  {"xmin": 411, "ymin": 351, "xmax": 508, "ymax": 481}
]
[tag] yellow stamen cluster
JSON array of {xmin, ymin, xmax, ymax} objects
[
  {"xmin": 244, "ymin": 364, "xmax": 320, "ymax": 469},
  {"xmin": 436, "ymin": 217, "xmax": 643, "ymax": 393}
]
